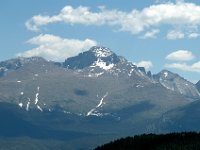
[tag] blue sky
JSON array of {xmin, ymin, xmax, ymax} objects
[{"xmin": 1, "ymin": 0, "xmax": 200, "ymax": 82}]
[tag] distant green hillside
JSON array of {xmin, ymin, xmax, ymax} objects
[{"xmin": 95, "ymin": 132, "xmax": 200, "ymax": 150}]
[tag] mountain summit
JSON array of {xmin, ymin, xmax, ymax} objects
[
  {"xmin": 154, "ymin": 70, "xmax": 200, "ymax": 100},
  {"xmin": 63, "ymin": 46, "xmax": 121, "ymax": 70},
  {"xmin": 62, "ymin": 46, "xmax": 153, "ymax": 80}
]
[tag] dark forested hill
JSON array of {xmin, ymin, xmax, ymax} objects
[{"xmin": 95, "ymin": 132, "xmax": 200, "ymax": 150}]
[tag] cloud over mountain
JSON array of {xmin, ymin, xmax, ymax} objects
[
  {"xmin": 165, "ymin": 50, "xmax": 200, "ymax": 73},
  {"xmin": 166, "ymin": 50, "xmax": 195, "ymax": 61},
  {"xmin": 165, "ymin": 61, "xmax": 200, "ymax": 73},
  {"xmin": 134, "ymin": 61, "xmax": 153, "ymax": 70},
  {"xmin": 17, "ymin": 34, "xmax": 97, "ymax": 61},
  {"xmin": 26, "ymin": 2, "xmax": 200, "ymax": 39}
]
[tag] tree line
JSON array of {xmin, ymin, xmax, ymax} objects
[{"xmin": 94, "ymin": 132, "xmax": 200, "ymax": 150}]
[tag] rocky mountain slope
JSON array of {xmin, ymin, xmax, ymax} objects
[
  {"xmin": 153, "ymin": 70, "xmax": 200, "ymax": 100},
  {"xmin": 0, "ymin": 46, "xmax": 199, "ymax": 149},
  {"xmin": 0, "ymin": 47, "xmax": 197, "ymax": 114},
  {"xmin": 196, "ymin": 80, "xmax": 200, "ymax": 92}
]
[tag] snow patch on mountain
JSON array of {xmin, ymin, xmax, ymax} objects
[
  {"xmin": 37, "ymin": 105, "xmax": 43, "ymax": 111},
  {"xmin": 35, "ymin": 93, "xmax": 39, "ymax": 104},
  {"xmin": 92, "ymin": 47, "xmax": 113, "ymax": 58},
  {"xmin": 88, "ymin": 72, "xmax": 104, "ymax": 77},
  {"xmin": 97, "ymin": 93, "xmax": 108, "ymax": 108},
  {"xmin": 34, "ymin": 86, "xmax": 40, "ymax": 105},
  {"xmin": 164, "ymin": 72, "xmax": 168, "ymax": 78},
  {"xmin": 18, "ymin": 103, "xmax": 23, "ymax": 108},
  {"xmin": 90, "ymin": 59, "xmax": 113, "ymax": 70},
  {"xmin": 26, "ymin": 98, "xmax": 31, "ymax": 111},
  {"xmin": 136, "ymin": 85, "xmax": 144, "ymax": 88},
  {"xmin": 87, "ymin": 92, "xmax": 108, "ymax": 116},
  {"xmin": 95, "ymin": 59, "xmax": 114, "ymax": 70},
  {"xmin": 128, "ymin": 68, "xmax": 135, "ymax": 77}
]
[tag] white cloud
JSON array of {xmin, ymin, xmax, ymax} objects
[
  {"xmin": 165, "ymin": 61, "xmax": 200, "ymax": 72},
  {"xmin": 188, "ymin": 32, "xmax": 200, "ymax": 39},
  {"xmin": 135, "ymin": 61, "xmax": 153, "ymax": 70},
  {"xmin": 17, "ymin": 34, "xmax": 97, "ymax": 61},
  {"xmin": 26, "ymin": 2, "xmax": 200, "ymax": 39},
  {"xmin": 166, "ymin": 50, "xmax": 195, "ymax": 61},
  {"xmin": 142, "ymin": 29, "xmax": 160, "ymax": 39},
  {"xmin": 166, "ymin": 30, "xmax": 184, "ymax": 40},
  {"xmin": 26, "ymin": 6, "xmax": 125, "ymax": 32}
]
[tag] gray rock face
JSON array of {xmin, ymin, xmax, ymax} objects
[
  {"xmin": 196, "ymin": 81, "xmax": 200, "ymax": 92},
  {"xmin": 153, "ymin": 70, "xmax": 200, "ymax": 100},
  {"xmin": 0, "ymin": 57, "xmax": 46, "ymax": 77}
]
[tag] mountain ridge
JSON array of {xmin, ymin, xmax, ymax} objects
[
  {"xmin": 0, "ymin": 46, "xmax": 200, "ymax": 149},
  {"xmin": 153, "ymin": 70, "xmax": 200, "ymax": 100},
  {"xmin": 196, "ymin": 80, "xmax": 200, "ymax": 92},
  {"xmin": 0, "ymin": 47, "xmax": 199, "ymax": 112}
]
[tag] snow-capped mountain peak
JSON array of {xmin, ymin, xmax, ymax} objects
[
  {"xmin": 88, "ymin": 46, "xmax": 118, "ymax": 70},
  {"xmin": 90, "ymin": 46, "xmax": 113, "ymax": 58},
  {"xmin": 63, "ymin": 46, "xmax": 121, "ymax": 70},
  {"xmin": 62, "ymin": 46, "xmax": 156, "ymax": 80}
]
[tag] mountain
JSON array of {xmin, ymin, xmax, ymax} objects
[
  {"xmin": 0, "ymin": 57, "xmax": 46, "ymax": 77},
  {"xmin": 153, "ymin": 70, "xmax": 200, "ymax": 100},
  {"xmin": 157, "ymin": 100, "xmax": 200, "ymax": 132},
  {"xmin": 0, "ymin": 46, "xmax": 193, "ymax": 115},
  {"xmin": 196, "ymin": 81, "xmax": 200, "ymax": 92},
  {"xmin": 0, "ymin": 46, "xmax": 199, "ymax": 149},
  {"xmin": 63, "ymin": 46, "xmax": 121, "ymax": 69},
  {"xmin": 62, "ymin": 46, "xmax": 152, "ymax": 81}
]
